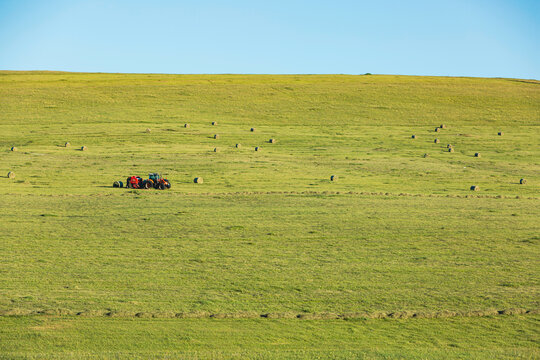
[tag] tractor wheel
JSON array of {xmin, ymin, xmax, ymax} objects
[
  {"xmin": 144, "ymin": 180, "xmax": 154, "ymax": 189},
  {"xmin": 166, "ymin": 182, "xmax": 171, "ymax": 189},
  {"xmin": 113, "ymin": 181, "xmax": 120, "ymax": 188},
  {"xmin": 159, "ymin": 183, "xmax": 166, "ymax": 190}
]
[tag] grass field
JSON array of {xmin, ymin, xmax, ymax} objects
[{"xmin": 0, "ymin": 72, "xmax": 539, "ymax": 359}]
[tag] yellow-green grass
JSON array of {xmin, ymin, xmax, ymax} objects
[{"xmin": 0, "ymin": 72, "xmax": 539, "ymax": 358}]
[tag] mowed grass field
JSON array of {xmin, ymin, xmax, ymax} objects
[{"xmin": 0, "ymin": 72, "xmax": 539, "ymax": 359}]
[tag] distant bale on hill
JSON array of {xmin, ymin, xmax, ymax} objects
[
  {"xmin": 184, "ymin": 123, "xmax": 190, "ymax": 128},
  {"xmin": 448, "ymin": 148, "xmax": 454, "ymax": 153},
  {"xmin": 214, "ymin": 148, "xmax": 218, "ymax": 152},
  {"xmin": 255, "ymin": 146, "xmax": 260, "ymax": 151},
  {"xmin": 498, "ymin": 131, "xmax": 503, "ymax": 136},
  {"xmin": 194, "ymin": 177, "xmax": 203, "ymax": 184},
  {"xmin": 474, "ymin": 152, "xmax": 481, "ymax": 157},
  {"xmin": 212, "ymin": 122, "xmax": 217, "ymax": 126},
  {"xmin": 214, "ymin": 134, "xmax": 219, "ymax": 139},
  {"xmin": 435, "ymin": 127, "xmax": 440, "ymax": 132},
  {"xmin": 470, "ymin": 185, "xmax": 479, "ymax": 191},
  {"xmin": 64, "ymin": 142, "xmax": 70, "ymax": 147},
  {"xmin": 447, "ymin": 144, "xmax": 452, "ymax": 148},
  {"xmin": 440, "ymin": 124, "xmax": 446, "ymax": 129},
  {"xmin": 235, "ymin": 144, "xmax": 241, "ymax": 148},
  {"xmin": 10, "ymin": 146, "xmax": 17, "ymax": 151},
  {"xmin": 250, "ymin": 128, "xmax": 256, "ymax": 132},
  {"xmin": 330, "ymin": 175, "xmax": 337, "ymax": 181},
  {"xmin": 423, "ymin": 153, "xmax": 429, "ymax": 158},
  {"xmin": 520, "ymin": 178, "xmax": 527, "ymax": 185},
  {"xmin": 269, "ymin": 138, "xmax": 276, "ymax": 143},
  {"xmin": 146, "ymin": 128, "xmax": 151, "ymax": 133},
  {"xmin": 81, "ymin": 146, "xmax": 88, "ymax": 151},
  {"xmin": 7, "ymin": 171, "xmax": 15, "ymax": 179},
  {"xmin": 411, "ymin": 135, "xmax": 416, "ymax": 139},
  {"xmin": 434, "ymin": 138, "xmax": 440, "ymax": 144}
]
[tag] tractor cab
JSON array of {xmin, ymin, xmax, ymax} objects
[{"xmin": 148, "ymin": 173, "xmax": 161, "ymax": 182}]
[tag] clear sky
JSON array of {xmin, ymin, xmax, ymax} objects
[{"xmin": 0, "ymin": 0, "xmax": 538, "ymax": 78}]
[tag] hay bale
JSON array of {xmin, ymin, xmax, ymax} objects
[
  {"xmin": 498, "ymin": 131, "xmax": 503, "ymax": 136},
  {"xmin": 423, "ymin": 153, "xmax": 429, "ymax": 158},
  {"xmin": 435, "ymin": 127, "xmax": 440, "ymax": 132},
  {"xmin": 434, "ymin": 138, "xmax": 440, "ymax": 144},
  {"xmin": 81, "ymin": 146, "xmax": 88, "ymax": 151},
  {"xmin": 7, "ymin": 171, "xmax": 15, "ymax": 179},
  {"xmin": 194, "ymin": 177, "xmax": 203, "ymax": 184},
  {"xmin": 213, "ymin": 147, "xmax": 218, "ymax": 152},
  {"xmin": 520, "ymin": 178, "xmax": 527, "ymax": 185},
  {"xmin": 440, "ymin": 124, "xmax": 446, "ymax": 129},
  {"xmin": 330, "ymin": 175, "xmax": 337, "ymax": 181},
  {"xmin": 250, "ymin": 128, "xmax": 255, "ymax": 132},
  {"xmin": 269, "ymin": 138, "xmax": 276, "ymax": 143},
  {"xmin": 474, "ymin": 152, "xmax": 481, "ymax": 157},
  {"xmin": 447, "ymin": 144, "xmax": 452, "ymax": 148},
  {"xmin": 10, "ymin": 146, "xmax": 17, "ymax": 151},
  {"xmin": 214, "ymin": 134, "xmax": 219, "ymax": 139},
  {"xmin": 64, "ymin": 142, "xmax": 70, "ymax": 147},
  {"xmin": 254, "ymin": 146, "xmax": 260, "ymax": 151},
  {"xmin": 235, "ymin": 143, "xmax": 241, "ymax": 148},
  {"xmin": 212, "ymin": 121, "xmax": 217, "ymax": 125},
  {"xmin": 184, "ymin": 123, "xmax": 190, "ymax": 128},
  {"xmin": 470, "ymin": 185, "xmax": 479, "ymax": 191},
  {"xmin": 411, "ymin": 135, "xmax": 416, "ymax": 139},
  {"xmin": 448, "ymin": 148, "xmax": 454, "ymax": 153},
  {"xmin": 113, "ymin": 181, "xmax": 120, "ymax": 188},
  {"xmin": 146, "ymin": 128, "xmax": 151, "ymax": 133}
]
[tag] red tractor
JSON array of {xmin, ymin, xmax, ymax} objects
[{"xmin": 144, "ymin": 173, "xmax": 171, "ymax": 190}]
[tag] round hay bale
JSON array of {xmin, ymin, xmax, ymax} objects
[
  {"xmin": 146, "ymin": 128, "xmax": 151, "ymax": 133},
  {"xmin": 7, "ymin": 171, "xmax": 15, "ymax": 179},
  {"xmin": 184, "ymin": 123, "xmax": 190, "ymax": 128},
  {"xmin": 520, "ymin": 178, "xmax": 527, "ymax": 185},
  {"xmin": 269, "ymin": 138, "xmax": 276, "ymax": 143},
  {"xmin": 474, "ymin": 152, "xmax": 481, "ymax": 157},
  {"xmin": 214, "ymin": 134, "xmax": 219, "ymax": 139},
  {"xmin": 113, "ymin": 181, "xmax": 120, "ymax": 188},
  {"xmin": 423, "ymin": 153, "xmax": 429, "ymax": 158},
  {"xmin": 470, "ymin": 185, "xmax": 479, "ymax": 191},
  {"xmin": 254, "ymin": 146, "xmax": 260, "ymax": 151},
  {"xmin": 440, "ymin": 124, "xmax": 446, "ymax": 129},
  {"xmin": 434, "ymin": 138, "xmax": 440, "ymax": 144},
  {"xmin": 448, "ymin": 148, "xmax": 454, "ymax": 153},
  {"xmin": 235, "ymin": 143, "xmax": 241, "ymax": 148},
  {"xmin": 250, "ymin": 128, "xmax": 255, "ymax": 132},
  {"xmin": 435, "ymin": 127, "xmax": 440, "ymax": 132},
  {"xmin": 212, "ymin": 121, "xmax": 217, "ymax": 126},
  {"xmin": 330, "ymin": 175, "xmax": 337, "ymax": 181},
  {"xmin": 498, "ymin": 131, "xmax": 503, "ymax": 136},
  {"xmin": 213, "ymin": 147, "xmax": 218, "ymax": 152},
  {"xmin": 411, "ymin": 135, "xmax": 416, "ymax": 139},
  {"xmin": 64, "ymin": 142, "xmax": 71, "ymax": 147},
  {"xmin": 81, "ymin": 146, "xmax": 88, "ymax": 151},
  {"xmin": 10, "ymin": 146, "xmax": 17, "ymax": 152},
  {"xmin": 194, "ymin": 177, "xmax": 203, "ymax": 184},
  {"xmin": 447, "ymin": 144, "xmax": 452, "ymax": 148}
]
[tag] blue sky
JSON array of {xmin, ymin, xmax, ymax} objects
[{"xmin": 0, "ymin": 0, "xmax": 538, "ymax": 78}]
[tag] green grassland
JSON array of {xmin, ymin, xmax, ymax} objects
[{"xmin": 0, "ymin": 72, "xmax": 539, "ymax": 358}]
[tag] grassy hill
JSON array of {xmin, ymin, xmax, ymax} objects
[{"xmin": 0, "ymin": 72, "xmax": 538, "ymax": 359}]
